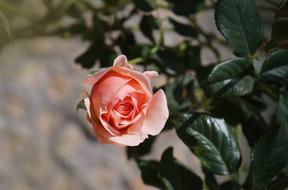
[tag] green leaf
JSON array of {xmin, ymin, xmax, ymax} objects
[
  {"xmin": 126, "ymin": 136, "xmax": 156, "ymax": 159},
  {"xmin": 157, "ymin": 49, "xmax": 184, "ymax": 75},
  {"xmin": 261, "ymin": 49, "xmax": 288, "ymax": 86},
  {"xmin": 176, "ymin": 114, "xmax": 241, "ymax": 175},
  {"xmin": 169, "ymin": 18, "xmax": 197, "ymax": 38},
  {"xmin": 210, "ymin": 97, "xmax": 268, "ymax": 146},
  {"xmin": 207, "ymin": 58, "xmax": 255, "ymax": 96},
  {"xmin": 0, "ymin": 10, "xmax": 13, "ymax": 42},
  {"xmin": 250, "ymin": 126, "xmax": 288, "ymax": 190},
  {"xmin": 132, "ymin": 0, "xmax": 156, "ymax": 12},
  {"xmin": 240, "ymin": 103, "xmax": 268, "ymax": 147},
  {"xmin": 136, "ymin": 159, "xmax": 164, "ymax": 189},
  {"xmin": 208, "ymin": 58, "xmax": 251, "ymax": 83},
  {"xmin": 210, "ymin": 76, "xmax": 255, "ymax": 97},
  {"xmin": 202, "ymin": 167, "xmax": 220, "ymax": 190},
  {"xmin": 165, "ymin": 0, "xmax": 204, "ymax": 16},
  {"xmin": 268, "ymin": 173, "xmax": 288, "ymax": 190},
  {"xmin": 105, "ymin": 0, "xmax": 128, "ymax": 6},
  {"xmin": 271, "ymin": 0, "xmax": 288, "ymax": 48},
  {"xmin": 140, "ymin": 15, "xmax": 159, "ymax": 43},
  {"xmin": 76, "ymin": 99, "xmax": 86, "ymax": 111},
  {"xmin": 215, "ymin": 0, "xmax": 264, "ymax": 57},
  {"xmin": 159, "ymin": 147, "xmax": 203, "ymax": 190},
  {"xmin": 75, "ymin": 40, "xmax": 116, "ymax": 68},
  {"xmin": 220, "ymin": 181, "xmax": 240, "ymax": 190},
  {"xmin": 277, "ymin": 85, "xmax": 288, "ymax": 126}
]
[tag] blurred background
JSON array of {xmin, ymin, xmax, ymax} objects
[{"xmin": 0, "ymin": 0, "xmax": 277, "ymax": 189}]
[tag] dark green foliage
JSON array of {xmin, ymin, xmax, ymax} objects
[
  {"xmin": 157, "ymin": 49, "xmax": 185, "ymax": 75},
  {"xmin": 76, "ymin": 99, "xmax": 85, "ymax": 111},
  {"xmin": 215, "ymin": 0, "xmax": 264, "ymax": 57},
  {"xmin": 169, "ymin": 18, "xmax": 198, "ymax": 38},
  {"xmin": 271, "ymin": 0, "xmax": 288, "ymax": 48},
  {"xmin": 268, "ymin": 174, "xmax": 288, "ymax": 190},
  {"xmin": 126, "ymin": 136, "xmax": 156, "ymax": 159},
  {"xmin": 202, "ymin": 167, "xmax": 220, "ymax": 190},
  {"xmin": 159, "ymin": 147, "xmax": 203, "ymax": 190},
  {"xmin": 176, "ymin": 114, "xmax": 241, "ymax": 175},
  {"xmin": 132, "ymin": 0, "xmax": 156, "ymax": 12},
  {"xmin": 261, "ymin": 49, "xmax": 288, "ymax": 86},
  {"xmin": 220, "ymin": 181, "xmax": 240, "ymax": 190},
  {"xmin": 165, "ymin": 0, "xmax": 204, "ymax": 16},
  {"xmin": 277, "ymin": 85, "xmax": 288, "ymax": 126},
  {"xmin": 207, "ymin": 58, "xmax": 255, "ymax": 96},
  {"xmin": 140, "ymin": 15, "xmax": 159, "ymax": 43},
  {"xmin": 249, "ymin": 126, "xmax": 288, "ymax": 189},
  {"xmin": 156, "ymin": 44, "xmax": 201, "ymax": 75},
  {"xmin": 136, "ymin": 159, "xmax": 165, "ymax": 189},
  {"xmin": 136, "ymin": 147, "xmax": 203, "ymax": 190},
  {"xmin": 75, "ymin": 40, "xmax": 117, "ymax": 68}
]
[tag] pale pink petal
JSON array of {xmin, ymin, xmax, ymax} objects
[
  {"xmin": 86, "ymin": 107, "xmax": 112, "ymax": 139},
  {"xmin": 84, "ymin": 97, "xmax": 91, "ymax": 117},
  {"xmin": 129, "ymin": 91, "xmax": 148, "ymax": 111},
  {"xmin": 91, "ymin": 71, "xmax": 131, "ymax": 111},
  {"xmin": 144, "ymin": 71, "xmax": 159, "ymax": 79},
  {"xmin": 109, "ymin": 132, "xmax": 148, "ymax": 146},
  {"xmin": 113, "ymin": 55, "xmax": 133, "ymax": 69},
  {"xmin": 89, "ymin": 117, "xmax": 117, "ymax": 144},
  {"xmin": 127, "ymin": 119, "xmax": 144, "ymax": 134},
  {"xmin": 83, "ymin": 69, "xmax": 110, "ymax": 86},
  {"xmin": 112, "ymin": 66, "xmax": 153, "ymax": 95},
  {"xmin": 127, "ymin": 104, "xmax": 149, "ymax": 133},
  {"xmin": 99, "ymin": 108, "xmax": 121, "ymax": 135},
  {"xmin": 114, "ymin": 80, "xmax": 141, "ymax": 100},
  {"xmin": 141, "ymin": 89, "xmax": 169, "ymax": 136}
]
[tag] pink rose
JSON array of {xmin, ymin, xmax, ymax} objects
[{"xmin": 83, "ymin": 55, "xmax": 169, "ymax": 146}]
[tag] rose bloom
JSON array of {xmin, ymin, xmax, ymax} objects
[{"xmin": 83, "ymin": 55, "xmax": 169, "ymax": 146}]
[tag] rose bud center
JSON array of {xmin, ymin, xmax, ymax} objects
[{"xmin": 114, "ymin": 101, "xmax": 134, "ymax": 116}]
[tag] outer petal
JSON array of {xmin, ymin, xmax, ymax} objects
[
  {"xmin": 84, "ymin": 97, "xmax": 91, "ymax": 117},
  {"xmin": 126, "ymin": 104, "xmax": 148, "ymax": 134},
  {"xmin": 99, "ymin": 108, "xmax": 121, "ymax": 135},
  {"xmin": 113, "ymin": 55, "xmax": 133, "ymax": 69},
  {"xmin": 144, "ymin": 71, "xmax": 159, "ymax": 79},
  {"xmin": 109, "ymin": 132, "xmax": 148, "ymax": 146},
  {"xmin": 112, "ymin": 65, "xmax": 153, "ymax": 96},
  {"xmin": 141, "ymin": 89, "xmax": 169, "ymax": 136},
  {"xmin": 83, "ymin": 69, "xmax": 110, "ymax": 87},
  {"xmin": 90, "ymin": 116, "xmax": 117, "ymax": 145},
  {"xmin": 86, "ymin": 103, "xmax": 115, "ymax": 143}
]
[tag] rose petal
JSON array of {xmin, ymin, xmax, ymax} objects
[
  {"xmin": 127, "ymin": 119, "xmax": 144, "ymax": 134},
  {"xmin": 113, "ymin": 55, "xmax": 133, "ymax": 69},
  {"xmin": 144, "ymin": 71, "xmax": 159, "ymax": 79},
  {"xmin": 114, "ymin": 80, "xmax": 142, "ymax": 100},
  {"xmin": 109, "ymin": 132, "xmax": 148, "ymax": 146},
  {"xmin": 86, "ymin": 107, "xmax": 112, "ymax": 139},
  {"xmin": 127, "ymin": 104, "xmax": 149, "ymax": 133},
  {"xmin": 91, "ymin": 71, "xmax": 131, "ymax": 111},
  {"xmin": 89, "ymin": 116, "xmax": 117, "ymax": 144},
  {"xmin": 99, "ymin": 108, "xmax": 121, "ymax": 135},
  {"xmin": 83, "ymin": 69, "xmax": 110, "ymax": 87},
  {"xmin": 112, "ymin": 65, "xmax": 153, "ymax": 96},
  {"xmin": 84, "ymin": 97, "xmax": 91, "ymax": 117},
  {"xmin": 141, "ymin": 89, "xmax": 169, "ymax": 136}
]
